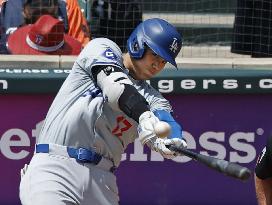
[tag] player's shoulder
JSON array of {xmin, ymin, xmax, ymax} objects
[
  {"xmin": 78, "ymin": 38, "xmax": 123, "ymax": 63},
  {"xmin": 85, "ymin": 38, "xmax": 122, "ymax": 54},
  {"xmin": 76, "ymin": 38, "xmax": 124, "ymax": 69}
]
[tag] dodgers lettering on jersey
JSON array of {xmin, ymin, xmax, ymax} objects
[{"xmin": 38, "ymin": 38, "xmax": 172, "ymax": 167}]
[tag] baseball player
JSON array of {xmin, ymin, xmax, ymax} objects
[
  {"xmin": 19, "ymin": 18, "xmax": 187, "ymax": 205},
  {"xmin": 255, "ymin": 136, "xmax": 272, "ymax": 204}
]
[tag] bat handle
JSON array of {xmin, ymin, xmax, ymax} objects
[{"xmin": 167, "ymin": 144, "xmax": 198, "ymax": 160}]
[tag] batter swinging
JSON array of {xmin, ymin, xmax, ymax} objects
[{"xmin": 19, "ymin": 18, "xmax": 187, "ymax": 205}]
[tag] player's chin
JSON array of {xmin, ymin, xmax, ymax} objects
[
  {"xmin": 144, "ymin": 70, "xmax": 156, "ymax": 79},
  {"xmin": 142, "ymin": 73, "xmax": 153, "ymax": 80},
  {"xmin": 134, "ymin": 72, "xmax": 151, "ymax": 80}
]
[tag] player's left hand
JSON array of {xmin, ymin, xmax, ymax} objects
[
  {"xmin": 149, "ymin": 137, "xmax": 187, "ymax": 159},
  {"xmin": 138, "ymin": 111, "xmax": 160, "ymax": 144}
]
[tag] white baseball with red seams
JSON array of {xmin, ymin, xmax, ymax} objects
[{"xmin": 154, "ymin": 121, "xmax": 171, "ymax": 138}]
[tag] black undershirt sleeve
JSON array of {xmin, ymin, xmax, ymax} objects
[
  {"xmin": 255, "ymin": 136, "xmax": 272, "ymax": 179},
  {"xmin": 118, "ymin": 84, "xmax": 149, "ymax": 123}
]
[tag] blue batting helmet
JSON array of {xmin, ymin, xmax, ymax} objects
[{"xmin": 127, "ymin": 18, "xmax": 182, "ymax": 68}]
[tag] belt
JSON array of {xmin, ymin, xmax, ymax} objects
[{"xmin": 35, "ymin": 144, "xmax": 116, "ymax": 172}]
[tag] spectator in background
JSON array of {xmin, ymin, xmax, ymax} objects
[
  {"xmin": 7, "ymin": 15, "xmax": 81, "ymax": 55},
  {"xmin": 66, "ymin": 0, "xmax": 91, "ymax": 47},
  {"xmin": 231, "ymin": 0, "xmax": 272, "ymax": 57},
  {"xmin": 0, "ymin": 0, "xmax": 6, "ymax": 13},
  {"xmin": 0, "ymin": 0, "xmax": 23, "ymax": 54},
  {"xmin": 91, "ymin": 0, "xmax": 142, "ymax": 52},
  {"xmin": 255, "ymin": 136, "xmax": 272, "ymax": 205},
  {"xmin": 0, "ymin": 0, "xmax": 7, "ymax": 53},
  {"xmin": 2, "ymin": 0, "xmax": 66, "ymax": 34},
  {"xmin": 0, "ymin": 0, "xmax": 68, "ymax": 53},
  {"xmin": 2, "ymin": 0, "xmax": 25, "ymax": 36},
  {"xmin": 1, "ymin": 0, "xmax": 90, "ymax": 51}
]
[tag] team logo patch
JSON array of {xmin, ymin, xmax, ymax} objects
[
  {"xmin": 103, "ymin": 48, "xmax": 117, "ymax": 60},
  {"xmin": 169, "ymin": 37, "xmax": 178, "ymax": 53},
  {"xmin": 35, "ymin": 34, "xmax": 44, "ymax": 44},
  {"xmin": 103, "ymin": 66, "xmax": 114, "ymax": 75}
]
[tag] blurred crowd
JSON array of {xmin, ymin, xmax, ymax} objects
[
  {"xmin": 0, "ymin": 0, "xmax": 142, "ymax": 55},
  {"xmin": 0, "ymin": 0, "xmax": 90, "ymax": 55},
  {"xmin": 0, "ymin": 0, "xmax": 271, "ymax": 57}
]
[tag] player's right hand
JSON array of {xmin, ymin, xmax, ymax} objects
[
  {"xmin": 147, "ymin": 138, "xmax": 187, "ymax": 159},
  {"xmin": 138, "ymin": 111, "xmax": 188, "ymax": 159},
  {"xmin": 137, "ymin": 111, "xmax": 159, "ymax": 145}
]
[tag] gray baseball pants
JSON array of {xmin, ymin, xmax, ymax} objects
[{"xmin": 19, "ymin": 144, "xmax": 119, "ymax": 205}]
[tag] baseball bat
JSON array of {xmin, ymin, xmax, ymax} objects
[{"xmin": 166, "ymin": 144, "xmax": 251, "ymax": 181}]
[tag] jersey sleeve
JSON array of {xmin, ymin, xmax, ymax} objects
[
  {"xmin": 138, "ymin": 81, "xmax": 172, "ymax": 112},
  {"xmin": 255, "ymin": 136, "xmax": 272, "ymax": 179}
]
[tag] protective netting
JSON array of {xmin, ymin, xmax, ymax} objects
[
  {"xmin": 86, "ymin": 0, "xmax": 272, "ymax": 57},
  {"xmin": 1, "ymin": 0, "xmax": 271, "ymax": 57}
]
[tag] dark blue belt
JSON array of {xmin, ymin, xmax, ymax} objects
[{"xmin": 36, "ymin": 144, "xmax": 102, "ymax": 164}]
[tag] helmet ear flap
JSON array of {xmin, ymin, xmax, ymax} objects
[{"xmin": 127, "ymin": 28, "xmax": 145, "ymax": 59}]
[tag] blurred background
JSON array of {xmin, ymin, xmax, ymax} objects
[{"xmin": 1, "ymin": 0, "xmax": 272, "ymax": 59}]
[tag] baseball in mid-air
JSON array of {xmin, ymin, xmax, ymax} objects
[{"xmin": 154, "ymin": 121, "xmax": 171, "ymax": 138}]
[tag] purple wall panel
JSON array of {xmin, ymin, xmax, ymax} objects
[{"xmin": 0, "ymin": 94, "xmax": 270, "ymax": 205}]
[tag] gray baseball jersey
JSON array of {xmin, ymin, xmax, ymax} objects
[{"xmin": 38, "ymin": 38, "xmax": 172, "ymax": 167}]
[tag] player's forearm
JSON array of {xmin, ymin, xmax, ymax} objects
[
  {"xmin": 255, "ymin": 174, "xmax": 272, "ymax": 205},
  {"xmin": 255, "ymin": 175, "xmax": 267, "ymax": 205}
]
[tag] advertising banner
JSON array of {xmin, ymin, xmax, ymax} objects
[
  {"xmin": 0, "ymin": 93, "xmax": 270, "ymax": 205},
  {"xmin": 0, "ymin": 68, "xmax": 272, "ymax": 94}
]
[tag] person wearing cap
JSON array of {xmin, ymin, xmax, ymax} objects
[
  {"xmin": 7, "ymin": 14, "xmax": 81, "ymax": 55},
  {"xmin": 19, "ymin": 18, "xmax": 186, "ymax": 205},
  {"xmin": 0, "ymin": 0, "xmax": 69, "ymax": 53}
]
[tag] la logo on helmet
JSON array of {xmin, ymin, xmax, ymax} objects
[{"xmin": 169, "ymin": 37, "xmax": 178, "ymax": 53}]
